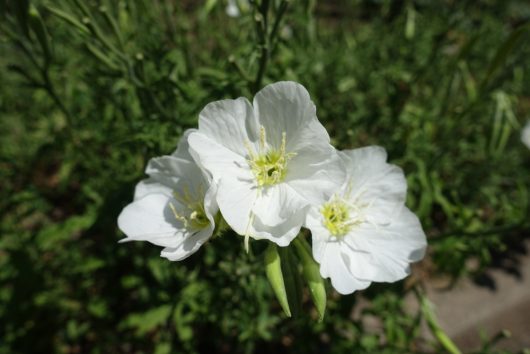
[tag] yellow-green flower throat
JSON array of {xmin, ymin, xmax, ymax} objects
[{"xmin": 245, "ymin": 126, "xmax": 296, "ymax": 187}]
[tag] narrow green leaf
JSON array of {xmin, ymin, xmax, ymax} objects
[
  {"xmin": 85, "ymin": 43, "xmax": 121, "ymax": 71},
  {"xmin": 99, "ymin": 6, "xmax": 125, "ymax": 49},
  {"xmin": 7, "ymin": 64, "xmax": 39, "ymax": 84},
  {"xmin": 71, "ymin": 0, "xmax": 92, "ymax": 18},
  {"xmin": 458, "ymin": 61, "xmax": 477, "ymax": 102},
  {"xmin": 44, "ymin": 5, "xmax": 89, "ymax": 35},
  {"xmin": 293, "ymin": 238, "xmax": 326, "ymax": 321},
  {"xmin": 13, "ymin": 0, "xmax": 30, "ymax": 38},
  {"xmin": 29, "ymin": 5, "xmax": 52, "ymax": 66},
  {"xmin": 202, "ymin": 0, "xmax": 218, "ymax": 15},
  {"xmin": 405, "ymin": 2, "xmax": 415, "ymax": 39},
  {"xmin": 482, "ymin": 23, "xmax": 530, "ymax": 88},
  {"xmin": 264, "ymin": 244, "xmax": 291, "ymax": 317}
]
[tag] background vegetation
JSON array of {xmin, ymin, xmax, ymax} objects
[{"xmin": 1, "ymin": 0, "xmax": 529, "ymax": 353}]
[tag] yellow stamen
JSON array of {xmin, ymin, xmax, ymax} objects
[
  {"xmin": 169, "ymin": 202, "xmax": 188, "ymax": 227},
  {"xmin": 170, "ymin": 185, "xmax": 210, "ymax": 230},
  {"xmin": 245, "ymin": 125, "xmax": 296, "ymax": 188},
  {"xmin": 321, "ymin": 195, "xmax": 363, "ymax": 237}
]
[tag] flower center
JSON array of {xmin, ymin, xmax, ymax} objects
[
  {"xmin": 245, "ymin": 126, "xmax": 295, "ymax": 187},
  {"xmin": 169, "ymin": 187, "xmax": 210, "ymax": 230},
  {"xmin": 188, "ymin": 204, "xmax": 210, "ymax": 229},
  {"xmin": 321, "ymin": 196, "xmax": 362, "ymax": 237}
]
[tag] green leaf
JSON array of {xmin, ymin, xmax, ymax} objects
[
  {"xmin": 85, "ymin": 43, "xmax": 121, "ymax": 72},
  {"xmin": 202, "ymin": 0, "xmax": 218, "ymax": 15},
  {"xmin": 264, "ymin": 243, "xmax": 291, "ymax": 317},
  {"xmin": 36, "ymin": 208, "xmax": 98, "ymax": 250},
  {"xmin": 123, "ymin": 305, "xmax": 172, "ymax": 335},
  {"xmin": 28, "ymin": 5, "xmax": 52, "ymax": 66},
  {"xmin": 293, "ymin": 237, "xmax": 326, "ymax": 321},
  {"xmin": 482, "ymin": 23, "xmax": 530, "ymax": 88},
  {"xmin": 44, "ymin": 5, "xmax": 90, "ymax": 35},
  {"xmin": 13, "ymin": 0, "xmax": 30, "ymax": 38}
]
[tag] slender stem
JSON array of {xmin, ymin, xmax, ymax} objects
[
  {"xmin": 229, "ymin": 55, "xmax": 253, "ymax": 82},
  {"xmin": 252, "ymin": 0, "xmax": 269, "ymax": 93},
  {"xmin": 252, "ymin": 0, "xmax": 289, "ymax": 93},
  {"xmin": 253, "ymin": 44, "xmax": 269, "ymax": 94},
  {"xmin": 269, "ymin": 0, "xmax": 289, "ymax": 50},
  {"xmin": 42, "ymin": 68, "xmax": 74, "ymax": 127},
  {"xmin": 2, "ymin": 16, "xmax": 77, "ymax": 138},
  {"xmin": 414, "ymin": 286, "xmax": 462, "ymax": 354}
]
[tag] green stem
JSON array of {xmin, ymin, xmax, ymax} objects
[
  {"xmin": 252, "ymin": 0, "xmax": 269, "ymax": 93},
  {"xmin": 4, "ymin": 22, "xmax": 74, "ymax": 130},
  {"xmin": 42, "ymin": 68, "xmax": 74, "ymax": 127},
  {"xmin": 229, "ymin": 55, "xmax": 253, "ymax": 82},
  {"xmin": 268, "ymin": 0, "xmax": 289, "ymax": 49},
  {"xmin": 253, "ymin": 43, "xmax": 269, "ymax": 94},
  {"xmin": 252, "ymin": 0, "xmax": 289, "ymax": 93},
  {"xmin": 414, "ymin": 287, "xmax": 462, "ymax": 354}
]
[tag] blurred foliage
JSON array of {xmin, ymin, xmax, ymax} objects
[{"xmin": 1, "ymin": 0, "xmax": 530, "ymax": 353}]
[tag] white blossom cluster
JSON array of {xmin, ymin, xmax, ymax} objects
[{"xmin": 118, "ymin": 82, "xmax": 427, "ymax": 295}]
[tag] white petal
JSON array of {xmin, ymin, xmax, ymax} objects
[
  {"xmin": 339, "ymin": 236, "xmax": 381, "ymax": 281},
  {"xmin": 188, "ymin": 132, "xmax": 250, "ymax": 183},
  {"xmin": 306, "ymin": 208, "xmax": 374, "ymax": 291},
  {"xmin": 340, "ymin": 147, "xmax": 407, "ymax": 225},
  {"xmin": 190, "ymin": 132, "xmax": 262, "ymax": 238},
  {"xmin": 252, "ymin": 214, "xmax": 305, "ymax": 246},
  {"xmin": 215, "ymin": 173, "xmax": 258, "ymax": 236},
  {"xmin": 305, "ymin": 207, "xmax": 330, "ymax": 263},
  {"xmin": 160, "ymin": 227, "xmax": 213, "ymax": 261},
  {"xmin": 203, "ymin": 181, "xmax": 219, "ymax": 225},
  {"xmin": 346, "ymin": 207, "xmax": 427, "ymax": 282},
  {"xmin": 251, "ymin": 184, "xmax": 307, "ymax": 226},
  {"xmin": 286, "ymin": 146, "xmax": 346, "ymax": 205},
  {"xmin": 134, "ymin": 178, "xmax": 173, "ymax": 200},
  {"xmin": 229, "ymin": 183, "xmax": 308, "ymax": 247},
  {"xmin": 253, "ymin": 81, "xmax": 329, "ymax": 150},
  {"xmin": 319, "ymin": 241, "xmax": 371, "ymax": 295},
  {"xmin": 171, "ymin": 128, "xmax": 196, "ymax": 161},
  {"xmin": 118, "ymin": 193, "xmax": 187, "ymax": 248},
  {"xmin": 145, "ymin": 155, "xmax": 206, "ymax": 196},
  {"xmin": 197, "ymin": 97, "xmax": 259, "ymax": 157}
]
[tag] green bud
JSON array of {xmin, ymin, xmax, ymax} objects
[
  {"xmin": 279, "ymin": 246, "xmax": 303, "ymax": 317},
  {"xmin": 293, "ymin": 238, "xmax": 326, "ymax": 321},
  {"xmin": 264, "ymin": 244, "xmax": 291, "ymax": 317}
]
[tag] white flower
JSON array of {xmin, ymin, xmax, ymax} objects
[
  {"xmin": 305, "ymin": 146, "xmax": 427, "ymax": 294},
  {"xmin": 188, "ymin": 81, "xmax": 344, "ymax": 248},
  {"xmin": 522, "ymin": 121, "xmax": 530, "ymax": 149},
  {"xmin": 118, "ymin": 129, "xmax": 219, "ymax": 261}
]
